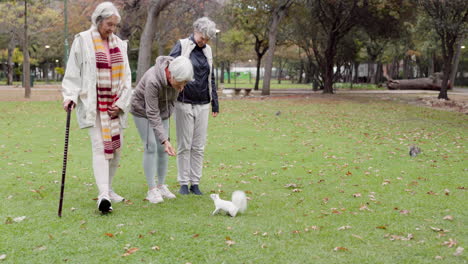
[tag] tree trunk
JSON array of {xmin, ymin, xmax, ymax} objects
[
  {"xmin": 429, "ymin": 51, "xmax": 435, "ymax": 77},
  {"xmin": 277, "ymin": 57, "xmax": 283, "ymax": 84},
  {"xmin": 387, "ymin": 77, "xmax": 443, "ymax": 90},
  {"xmin": 375, "ymin": 63, "xmax": 383, "ymax": 84},
  {"xmin": 7, "ymin": 37, "xmax": 14, "ymax": 85},
  {"xmin": 353, "ymin": 62, "xmax": 359, "ymax": 83},
  {"xmin": 402, "ymin": 56, "xmax": 409, "ymax": 79},
  {"xmin": 369, "ymin": 62, "xmax": 377, "ymax": 84},
  {"xmin": 449, "ymin": 38, "xmax": 463, "ymax": 89},
  {"xmin": 262, "ymin": 0, "xmax": 292, "ymax": 96},
  {"xmin": 298, "ymin": 59, "xmax": 304, "ymax": 84},
  {"xmin": 220, "ymin": 61, "xmax": 225, "ymax": 83},
  {"xmin": 254, "ymin": 57, "xmax": 262, "ymax": 90},
  {"xmin": 136, "ymin": 0, "xmax": 174, "ymax": 83},
  {"xmin": 23, "ymin": 2, "xmax": 31, "ymax": 98},
  {"xmin": 44, "ymin": 63, "xmax": 49, "ymax": 83},
  {"xmin": 439, "ymin": 57, "xmax": 452, "ymax": 100},
  {"xmin": 322, "ymin": 34, "xmax": 336, "ymax": 94}
]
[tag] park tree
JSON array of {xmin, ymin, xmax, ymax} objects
[
  {"xmin": 226, "ymin": 0, "xmax": 293, "ymax": 93},
  {"xmin": 358, "ymin": 0, "xmax": 416, "ymax": 84},
  {"xmin": 225, "ymin": 0, "xmax": 271, "ymax": 90},
  {"xmin": 420, "ymin": 0, "xmax": 468, "ymax": 100},
  {"xmin": 136, "ymin": 0, "xmax": 175, "ymax": 83},
  {"xmin": 135, "ymin": 0, "xmax": 220, "ymax": 83},
  {"xmin": 287, "ymin": 2, "xmax": 320, "ymax": 86},
  {"xmin": 307, "ymin": 0, "xmax": 366, "ymax": 94},
  {"xmin": 217, "ymin": 29, "xmax": 251, "ymax": 85},
  {"xmin": 0, "ymin": 0, "xmax": 60, "ymax": 96},
  {"xmin": 261, "ymin": 0, "xmax": 294, "ymax": 95}
]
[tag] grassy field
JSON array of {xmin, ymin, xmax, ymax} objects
[{"xmin": 0, "ymin": 96, "xmax": 467, "ymax": 263}]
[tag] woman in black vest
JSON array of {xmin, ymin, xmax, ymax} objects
[{"xmin": 169, "ymin": 17, "xmax": 219, "ymax": 195}]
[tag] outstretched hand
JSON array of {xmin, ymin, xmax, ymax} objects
[{"xmin": 164, "ymin": 141, "xmax": 176, "ymax": 156}]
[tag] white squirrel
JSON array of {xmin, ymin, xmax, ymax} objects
[{"xmin": 210, "ymin": 190, "xmax": 247, "ymax": 217}]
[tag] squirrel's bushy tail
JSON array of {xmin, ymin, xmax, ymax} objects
[{"xmin": 231, "ymin": 190, "xmax": 247, "ymax": 213}]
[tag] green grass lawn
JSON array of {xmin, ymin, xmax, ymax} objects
[{"xmin": 0, "ymin": 96, "xmax": 466, "ymax": 263}]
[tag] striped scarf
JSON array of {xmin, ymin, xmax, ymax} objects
[{"xmin": 92, "ymin": 29, "xmax": 124, "ymax": 159}]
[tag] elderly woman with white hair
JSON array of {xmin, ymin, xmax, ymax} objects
[
  {"xmin": 130, "ymin": 56, "xmax": 193, "ymax": 204},
  {"xmin": 169, "ymin": 17, "xmax": 219, "ymax": 196},
  {"xmin": 61, "ymin": 2, "xmax": 132, "ymax": 214}
]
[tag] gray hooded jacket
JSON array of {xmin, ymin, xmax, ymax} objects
[{"xmin": 130, "ymin": 56, "xmax": 178, "ymax": 144}]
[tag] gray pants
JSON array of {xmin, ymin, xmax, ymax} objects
[
  {"xmin": 175, "ymin": 102, "xmax": 210, "ymax": 185},
  {"xmin": 133, "ymin": 115, "xmax": 169, "ymax": 189}
]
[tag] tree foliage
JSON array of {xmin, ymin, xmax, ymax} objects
[{"xmin": 420, "ymin": 0, "xmax": 468, "ymax": 99}]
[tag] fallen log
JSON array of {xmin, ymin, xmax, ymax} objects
[{"xmin": 387, "ymin": 74, "xmax": 451, "ymax": 90}]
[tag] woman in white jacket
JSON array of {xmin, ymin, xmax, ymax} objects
[{"xmin": 61, "ymin": 2, "xmax": 132, "ymax": 214}]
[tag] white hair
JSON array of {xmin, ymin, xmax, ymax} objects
[
  {"xmin": 169, "ymin": 56, "xmax": 194, "ymax": 82},
  {"xmin": 193, "ymin": 17, "xmax": 217, "ymax": 39},
  {"xmin": 91, "ymin": 2, "xmax": 121, "ymax": 27}
]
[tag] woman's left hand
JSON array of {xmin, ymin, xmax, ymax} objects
[
  {"xmin": 108, "ymin": 105, "xmax": 121, "ymax": 118},
  {"xmin": 212, "ymin": 112, "xmax": 219, "ymax": 118},
  {"xmin": 164, "ymin": 141, "xmax": 176, "ymax": 156}
]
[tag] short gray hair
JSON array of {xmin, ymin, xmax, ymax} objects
[
  {"xmin": 91, "ymin": 2, "xmax": 121, "ymax": 27},
  {"xmin": 193, "ymin": 17, "xmax": 217, "ymax": 39},
  {"xmin": 169, "ymin": 56, "xmax": 194, "ymax": 82}
]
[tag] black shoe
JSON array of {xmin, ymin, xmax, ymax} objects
[
  {"xmin": 189, "ymin": 185, "xmax": 203, "ymax": 195},
  {"xmin": 98, "ymin": 197, "xmax": 112, "ymax": 214},
  {"xmin": 179, "ymin": 185, "xmax": 189, "ymax": 195}
]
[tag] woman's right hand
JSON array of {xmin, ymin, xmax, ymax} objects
[
  {"xmin": 164, "ymin": 141, "xmax": 176, "ymax": 156},
  {"xmin": 63, "ymin": 99, "xmax": 75, "ymax": 111}
]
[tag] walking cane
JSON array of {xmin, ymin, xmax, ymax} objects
[{"xmin": 58, "ymin": 103, "xmax": 72, "ymax": 217}]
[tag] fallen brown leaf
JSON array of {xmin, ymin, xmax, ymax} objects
[
  {"xmin": 104, "ymin": 233, "xmax": 114, "ymax": 238},
  {"xmin": 225, "ymin": 239, "xmax": 235, "ymax": 246},
  {"xmin": 454, "ymin": 247, "xmax": 464, "ymax": 256},
  {"xmin": 151, "ymin": 246, "xmax": 160, "ymax": 251},
  {"xmin": 430, "ymin": 226, "xmax": 448, "ymax": 232},
  {"xmin": 443, "ymin": 215, "xmax": 454, "ymax": 221},
  {"xmin": 338, "ymin": 226, "xmax": 352, "ymax": 231},
  {"xmin": 442, "ymin": 238, "xmax": 457, "ymax": 248},
  {"xmin": 122, "ymin": 248, "xmax": 139, "ymax": 257},
  {"xmin": 333, "ymin": 247, "xmax": 349, "ymax": 252}
]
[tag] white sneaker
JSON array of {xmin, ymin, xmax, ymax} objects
[
  {"xmin": 157, "ymin": 185, "xmax": 176, "ymax": 199},
  {"xmin": 109, "ymin": 190, "xmax": 125, "ymax": 202},
  {"xmin": 146, "ymin": 188, "xmax": 164, "ymax": 204},
  {"xmin": 97, "ymin": 194, "xmax": 113, "ymax": 214}
]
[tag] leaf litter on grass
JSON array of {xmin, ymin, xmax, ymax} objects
[{"xmin": 1, "ymin": 99, "xmax": 467, "ymax": 263}]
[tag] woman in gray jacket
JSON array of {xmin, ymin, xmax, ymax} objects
[{"xmin": 131, "ymin": 56, "xmax": 193, "ymax": 204}]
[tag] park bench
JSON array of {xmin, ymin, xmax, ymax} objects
[{"xmin": 233, "ymin": 88, "xmax": 252, "ymax": 96}]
